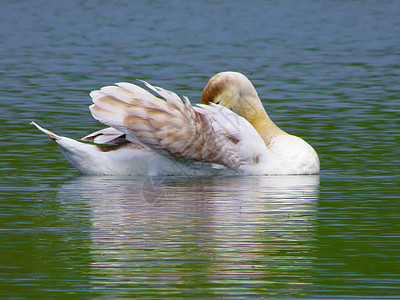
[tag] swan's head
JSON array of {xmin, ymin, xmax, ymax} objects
[
  {"xmin": 201, "ymin": 71, "xmax": 260, "ymax": 114},
  {"xmin": 201, "ymin": 71, "xmax": 285, "ymax": 142}
]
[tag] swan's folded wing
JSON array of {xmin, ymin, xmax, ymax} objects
[
  {"xmin": 81, "ymin": 127, "xmax": 126, "ymax": 144},
  {"xmin": 194, "ymin": 103, "xmax": 270, "ymax": 166},
  {"xmin": 81, "ymin": 127, "xmax": 152, "ymax": 153},
  {"xmin": 89, "ymin": 82, "xmax": 243, "ymax": 167}
]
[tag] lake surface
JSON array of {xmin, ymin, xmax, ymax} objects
[{"xmin": 1, "ymin": 0, "xmax": 399, "ymax": 298}]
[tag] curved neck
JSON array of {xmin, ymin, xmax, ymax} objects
[{"xmin": 234, "ymin": 96, "xmax": 286, "ymax": 144}]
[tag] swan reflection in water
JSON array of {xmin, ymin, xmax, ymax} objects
[{"xmin": 58, "ymin": 175, "xmax": 319, "ymax": 297}]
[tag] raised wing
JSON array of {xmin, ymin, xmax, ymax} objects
[{"xmin": 89, "ymin": 81, "xmax": 243, "ymax": 167}]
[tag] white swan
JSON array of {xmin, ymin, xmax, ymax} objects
[{"xmin": 32, "ymin": 72, "xmax": 319, "ymax": 175}]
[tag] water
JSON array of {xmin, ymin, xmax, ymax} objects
[{"xmin": 1, "ymin": 0, "xmax": 399, "ymax": 298}]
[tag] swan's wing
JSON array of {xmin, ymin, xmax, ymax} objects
[
  {"xmin": 194, "ymin": 103, "xmax": 258, "ymax": 141},
  {"xmin": 89, "ymin": 82, "xmax": 243, "ymax": 167},
  {"xmin": 81, "ymin": 127, "xmax": 152, "ymax": 153},
  {"xmin": 81, "ymin": 127, "xmax": 126, "ymax": 144},
  {"xmin": 195, "ymin": 103, "xmax": 269, "ymax": 164}
]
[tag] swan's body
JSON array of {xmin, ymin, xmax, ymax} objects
[
  {"xmin": 31, "ymin": 122, "xmax": 237, "ymax": 176},
  {"xmin": 33, "ymin": 72, "xmax": 319, "ymax": 175},
  {"xmin": 201, "ymin": 72, "xmax": 319, "ymax": 175}
]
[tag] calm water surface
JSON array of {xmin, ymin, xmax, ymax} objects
[{"xmin": 1, "ymin": 0, "xmax": 399, "ymax": 298}]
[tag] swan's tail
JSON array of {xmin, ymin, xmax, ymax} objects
[
  {"xmin": 31, "ymin": 121, "xmax": 136, "ymax": 175},
  {"xmin": 31, "ymin": 121, "xmax": 61, "ymax": 141}
]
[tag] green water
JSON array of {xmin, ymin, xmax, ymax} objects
[{"xmin": 1, "ymin": 0, "xmax": 399, "ymax": 298}]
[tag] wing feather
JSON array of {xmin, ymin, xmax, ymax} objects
[
  {"xmin": 89, "ymin": 82, "xmax": 243, "ymax": 167},
  {"xmin": 140, "ymin": 80, "xmax": 187, "ymax": 113}
]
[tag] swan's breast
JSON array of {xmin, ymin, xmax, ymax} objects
[{"xmin": 268, "ymin": 134, "xmax": 320, "ymax": 175}]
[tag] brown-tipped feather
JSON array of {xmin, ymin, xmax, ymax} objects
[{"xmin": 90, "ymin": 82, "xmax": 243, "ymax": 168}]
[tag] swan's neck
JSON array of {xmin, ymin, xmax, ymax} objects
[{"xmin": 235, "ymin": 96, "xmax": 286, "ymax": 144}]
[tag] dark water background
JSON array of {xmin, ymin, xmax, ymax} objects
[{"xmin": 1, "ymin": 0, "xmax": 399, "ymax": 298}]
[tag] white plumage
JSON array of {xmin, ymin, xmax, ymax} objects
[{"xmin": 33, "ymin": 72, "xmax": 320, "ymax": 175}]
